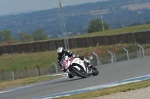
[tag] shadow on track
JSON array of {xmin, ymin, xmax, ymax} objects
[
  {"xmin": 49, "ymin": 75, "xmax": 95, "ymax": 85},
  {"xmin": 49, "ymin": 77, "xmax": 85, "ymax": 84}
]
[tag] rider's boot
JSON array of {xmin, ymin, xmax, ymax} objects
[{"xmin": 68, "ymin": 73, "xmax": 74, "ymax": 78}]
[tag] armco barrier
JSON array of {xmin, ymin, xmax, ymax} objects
[
  {"xmin": 126, "ymin": 33, "xmax": 136, "ymax": 43},
  {"xmin": 0, "ymin": 31, "xmax": 150, "ymax": 55},
  {"xmin": 26, "ymin": 43, "xmax": 34, "ymax": 52},
  {"xmin": 144, "ymin": 31, "xmax": 150, "ymax": 43}
]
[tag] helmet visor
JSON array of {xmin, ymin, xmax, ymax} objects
[{"xmin": 58, "ymin": 51, "xmax": 64, "ymax": 57}]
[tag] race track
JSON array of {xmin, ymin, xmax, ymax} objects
[{"xmin": 0, "ymin": 56, "xmax": 150, "ymax": 99}]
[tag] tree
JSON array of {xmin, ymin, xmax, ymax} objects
[
  {"xmin": 32, "ymin": 28, "xmax": 48, "ymax": 41},
  {"xmin": 19, "ymin": 32, "xmax": 33, "ymax": 43},
  {"xmin": 1, "ymin": 39, "xmax": 15, "ymax": 46},
  {"xmin": 87, "ymin": 19, "xmax": 110, "ymax": 33},
  {"xmin": 0, "ymin": 30, "xmax": 14, "ymax": 43}
]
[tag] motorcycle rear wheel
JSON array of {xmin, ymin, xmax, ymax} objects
[{"xmin": 92, "ymin": 67, "xmax": 99, "ymax": 76}]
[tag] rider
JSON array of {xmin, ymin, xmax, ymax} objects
[{"xmin": 57, "ymin": 47, "xmax": 91, "ymax": 78}]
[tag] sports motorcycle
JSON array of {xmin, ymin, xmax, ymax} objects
[{"xmin": 61, "ymin": 56, "xmax": 99, "ymax": 78}]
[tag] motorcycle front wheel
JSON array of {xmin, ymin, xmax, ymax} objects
[{"xmin": 71, "ymin": 66, "xmax": 87, "ymax": 78}]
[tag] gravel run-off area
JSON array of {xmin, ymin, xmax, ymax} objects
[{"xmin": 90, "ymin": 86, "xmax": 150, "ymax": 99}]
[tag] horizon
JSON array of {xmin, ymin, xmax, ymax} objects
[{"xmin": 0, "ymin": 0, "xmax": 106, "ymax": 16}]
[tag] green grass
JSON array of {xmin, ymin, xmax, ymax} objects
[
  {"xmin": 70, "ymin": 24, "xmax": 150, "ymax": 38},
  {"xmin": 0, "ymin": 44, "xmax": 150, "ymax": 72},
  {"xmin": 56, "ymin": 79, "xmax": 150, "ymax": 99},
  {"xmin": 0, "ymin": 51, "xmax": 58, "ymax": 71},
  {"xmin": 0, "ymin": 75, "xmax": 62, "ymax": 91}
]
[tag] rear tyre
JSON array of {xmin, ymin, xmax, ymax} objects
[{"xmin": 92, "ymin": 67, "xmax": 99, "ymax": 76}]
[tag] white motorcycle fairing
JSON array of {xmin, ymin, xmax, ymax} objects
[
  {"xmin": 60, "ymin": 56, "xmax": 99, "ymax": 78},
  {"xmin": 71, "ymin": 58, "xmax": 86, "ymax": 72}
]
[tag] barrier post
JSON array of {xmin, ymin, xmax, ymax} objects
[
  {"xmin": 52, "ymin": 62, "xmax": 58, "ymax": 73},
  {"xmin": 138, "ymin": 44, "xmax": 145, "ymax": 57},
  {"xmin": 24, "ymin": 67, "xmax": 29, "ymax": 78},
  {"xmin": 123, "ymin": 47, "xmax": 130, "ymax": 60},
  {"xmin": 1, "ymin": 69, "xmax": 6, "ymax": 81},
  {"xmin": 13, "ymin": 68, "xmax": 17, "ymax": 80},
  {"xmin": 107, "ymin": 50, "xmax": 114, "ymax": 63},
  {"xmin": 36, "ymin": 66, "xmax": 41, "ymax": 76},
  {"xmin": 92, "ymin": 52, "xmax": 101, "ymax": 66}
]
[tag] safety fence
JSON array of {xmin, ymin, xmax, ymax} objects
[
  {"xmin": 90, "ymin": 44, "xmax": 150, "ymax": 66},
  {"xmin": 0, "ymin": 44, "xmax": 150, "ymax": 82},
  {"xmin": 0, "ymin": 31, "xmax": 150, "ymax": 55},
  {"xmin": 0, "ymin": 65, "xmax": 62, "ymax": 82}
]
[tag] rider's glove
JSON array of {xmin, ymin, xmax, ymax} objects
[{"xmin": 79, "ymin": 55, "xmax": 84, "ymax": 60}]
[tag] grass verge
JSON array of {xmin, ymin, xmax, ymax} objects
[
  {"xmin": 0, "ymin": 75, "xmax": 62, "ymax": 91},
  {"xmin": 70, "ymin": 24, "xmax": 150, "ymax": 38},
  {"xmin": 56, "ymin": 79, "xmax": 150, "ymax": 99},
  {"xmin": 0, "ymin": 44, "xmax": 150, "ymax": 71}
]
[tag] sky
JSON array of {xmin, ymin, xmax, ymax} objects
[{"xmin": 0, "ymin": 0, "xmax": 105, "ymax": 16}]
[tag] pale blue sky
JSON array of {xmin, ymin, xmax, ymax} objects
[{"xmin": 0, "ymin": 0, "xmax": 105, "ymax": 16}]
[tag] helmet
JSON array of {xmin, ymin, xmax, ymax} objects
[{"xmin": 57, "ymin": 47, "xmax": 65, "ymax": 57}]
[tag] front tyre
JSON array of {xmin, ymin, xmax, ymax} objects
[{"xmin": 71, "ymin": 66, "xmax": 87, "ymax": 78}]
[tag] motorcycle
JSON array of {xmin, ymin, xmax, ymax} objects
[{"xmin": 61, "ymin": 56, "xmax": 99, "ymax": 78}]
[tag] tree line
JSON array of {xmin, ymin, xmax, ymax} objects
[
  {"xmin": 0, "ymin": 18, "xmax": 110, "ymax": 45},
  {"xmin": 0, "ymin": 28, "xmax": 49, "ymax": 45}
]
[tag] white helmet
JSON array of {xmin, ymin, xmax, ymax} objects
[{"xmin": 57, "ymin": 47, "xmax": 65, "ymax": 56}]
